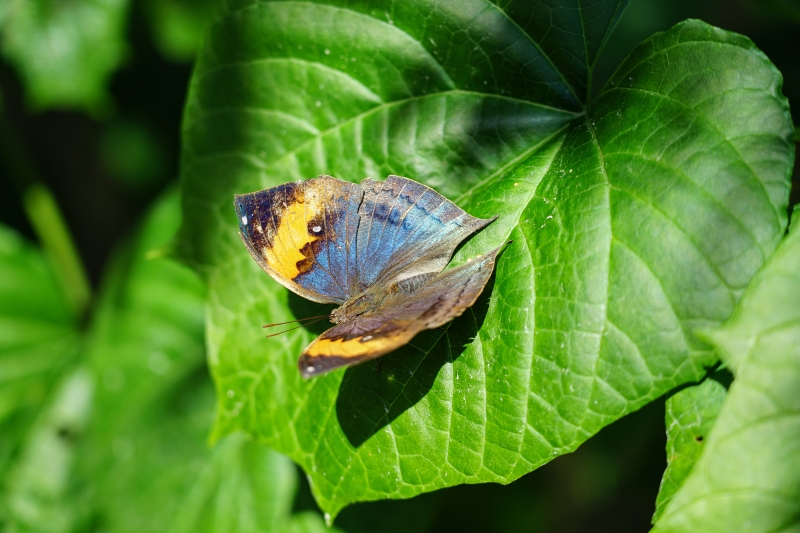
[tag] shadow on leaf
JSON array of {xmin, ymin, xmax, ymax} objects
[
  {"xmin": 286, "ymin": 292, "xmax": 336, "ymax": 336},
  {"xmin": 335, "ymin": 274, "xmax": 495, "ymax": 448}
]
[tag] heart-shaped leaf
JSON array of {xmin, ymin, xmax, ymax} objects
[
  {"xmin": 178, "ymin": 0, "xmax": 793, "ymax": 517},
  {"xmin": 651, "ymin": 209, "xmax": 800, "ymax": 533}
]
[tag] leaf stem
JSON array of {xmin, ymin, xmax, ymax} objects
[{"xmin": 22, "ymin": 184, "xmax": 92, "ymax": 316}]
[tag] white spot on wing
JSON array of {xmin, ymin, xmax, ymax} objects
[{"xmin": 241, "ymin": 215, "xmax": 248, "ymax": 224}]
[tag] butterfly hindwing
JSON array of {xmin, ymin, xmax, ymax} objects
[
  {"xmin": 299, "ymin": 246, "xmax": 501, "ymax": 377},
  {"xmin": 298, "ymin": 316, "xmax": 420, "ymax": 378},
  {"xmin": 234, "ymin": 175, "xmax": 362, "ymax": 303}
]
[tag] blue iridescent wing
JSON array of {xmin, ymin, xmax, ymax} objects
[
  {"xmin": 234, "ymin": 175, "xmax": 361, "ymax": 304},
  {"xmin": 355, "ymin": 175, "xmax": 494, "ymax": 289}
]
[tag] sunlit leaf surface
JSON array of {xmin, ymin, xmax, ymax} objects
[{"xmin": 178, "ymin": 0, "xmax": 794, "ymax": 516}]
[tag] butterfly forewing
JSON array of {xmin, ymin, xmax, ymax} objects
[{"xmin": 235, "ymin": 176, "xmax": 362, "ymax": 304}]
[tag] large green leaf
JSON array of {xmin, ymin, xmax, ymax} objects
[
  {"xmin": 0, "ymin": 225, "xmax": 78, "ymax": 482},
  {"xmin": 0, "ymin": 0, "xmax": 130, "ymax": 112},
  {"xmin": 178, "ymin": 0, "xmax": 794, "ymax": 517},
  {"xmin": 651, "ymin": 210, "xmax": 800, "ymax": 532}
]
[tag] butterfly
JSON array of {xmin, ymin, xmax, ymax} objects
[{"xmin": 234, "ymin": 175, "xmax": 501, "ymax": 378}]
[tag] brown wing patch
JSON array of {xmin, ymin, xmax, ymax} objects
[
  {"xmin": 235, "ymin": 175, "xmax": 357, "ymax": 303},
  {"xmin": 298, "ymin": 317, "xmax": 420, "ymax": 378}
]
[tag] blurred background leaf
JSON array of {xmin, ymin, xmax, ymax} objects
[
  {"xmin": 142, "ymin": 0, "xmax": 218, "ymax": 62},
  {"xmin": 98, "ymin": 120, "xmax": 167, "ymax": 190},
  {"xmin": 0, "ymin": 0, "xmax": 131, "ymax": 114},
  {"xmin": 2, "ymin": 370, "xmax": 92, "ymax": 533},
  {"xmin": 0, "ymin": 224, "xmax": 79, "ymax": 493}
]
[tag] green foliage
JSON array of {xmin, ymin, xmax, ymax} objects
[
  {"xmin": 0, "ymin": 192, "xmax": 330, "ymax": 532},
  {"xmin": 178, "ymin": 0, "xmax": 793, "ymax": 517},
  {"xmin": 0, "ymin": 0, "xmax": 797, "ymax": 529},
  {"xmin": 0, "ymin": 0, "xmax": 131, "ymax": 113},
  {"xmin": 2, "ymin": 370, "xmax": 93, "ymax": 532},
  {"xmin": 143, "ymin": 0, "xmax": 219, "ymax": 62},
  {"xmin": 651, "ymin": 212, "xmax": 800, "ymax": 533},
  {"xmin": 98, "ymin": 121, "xmax": 167, "ymax": 189},
  {"xmin": 652, "ymin": 376, "xmax": 727, "ymax": 522},
  {"xmin": 0, "ymin": 225, "xmax": 79, "ymax": 482},
  {"xmin": 22, "ymin": 185, "xmax": 91, "ymax": 316},
  {"xmin": 0, "ymin": 221, "xmax": 80, "ymax": 530}
]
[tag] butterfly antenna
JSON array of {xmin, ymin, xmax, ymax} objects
[
  {"xmin": 262, "ymin": 314, "xmax": 331, "ymax": 329},
  {"xmin": 265, "ymin": 317, "xmax": 327, "ymax": 339}
]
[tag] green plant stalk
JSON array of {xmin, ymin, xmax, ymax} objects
[{"xmin": 22, "ymin": 184, "xmax": 91, "ymax": 317}]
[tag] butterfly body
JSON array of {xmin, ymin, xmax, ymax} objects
[{"xmin": 235, "ymin": 175, "xmax": 500, "ymax": 378}]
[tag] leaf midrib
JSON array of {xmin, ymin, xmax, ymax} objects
[{"xmin": 186, "ymin": 89, "xmax": 578, "ymax": 166}]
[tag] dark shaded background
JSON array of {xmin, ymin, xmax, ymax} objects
[{"xmin": 0, "ymin": 0, "xmax": 797, "ymax": 531}]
